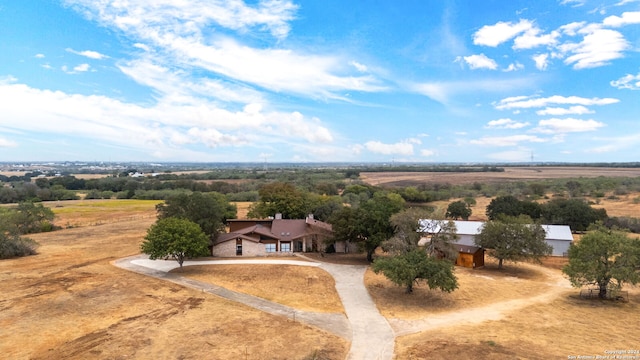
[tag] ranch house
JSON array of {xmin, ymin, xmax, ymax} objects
[
  {"xmin": 212, "ymin": 214, "xmax": 336, "ymax": 257},
  {"xmin": 419, "ymin": 219, "xmax": 574, "ymax": 258}
]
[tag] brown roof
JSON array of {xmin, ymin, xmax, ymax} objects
[{"xmin": 217, "ymin": 216, "xmax": 333, "ymax": 244}]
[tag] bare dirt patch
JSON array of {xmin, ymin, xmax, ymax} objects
[
  {"xmin": 0, "ymin": 201, "xmax": 347, "ymax": 360},
  {"xmin": 175, "ymin": 264, "xmax": 344, "ymax": 313}
]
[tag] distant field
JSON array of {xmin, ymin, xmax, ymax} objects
[{"xmin": 360, "ymin": 166, "xmax": 640, "ymax": 187}]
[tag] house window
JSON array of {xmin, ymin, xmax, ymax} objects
[
  {"xmin": 236, "ymin": 239, "xmax": 242, "ymax": 256},
  {"xmin": 281, "ymin": 242, "xmax": 291, "ymax": 252},
  {"xmin": 265, "ymin": 243, "xmax": 276, "ymax": 253}
]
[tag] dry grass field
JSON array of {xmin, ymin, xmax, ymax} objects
[
  {"xmin": 0, "ymin": 200, "xmax": 347, "ymax": 360},
  {"xmin": 366, "ymin": 259, "xmax": 554, "ymax": 319},
  {"xmin": 369, "ymin": 256, "xmax": 640, "ymax": 359},
  {"xmin": 360, "ymin": 166, "xmax": 640, "ymax": 187},
  {"xmin": 176, "ymin": 264, "xmax": 344, "ymax": 313}
]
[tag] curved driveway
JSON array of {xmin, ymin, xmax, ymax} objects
[{"xmin": 113, "ymin": 255, "xmax": 395, "ymax": 360}]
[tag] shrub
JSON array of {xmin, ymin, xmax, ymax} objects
[{"xmin": 0, "ymin": 234, "xmax": 39, "ymax": 259}]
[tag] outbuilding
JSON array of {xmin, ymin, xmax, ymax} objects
[{"xmin": 419, "ymin": 219, "xmax": 574, "ymax": 257}]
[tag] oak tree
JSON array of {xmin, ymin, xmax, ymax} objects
[
  {"xmin": 563, "ymin": 226, "xmax": 640, "ymax": 299},
  {"xmin": 475, "ymin": 215, "xmax": 552, "ymax": 269},
  {"xmin": 141, "ymin": 217, "xmax": 210, "ymax": 268}
]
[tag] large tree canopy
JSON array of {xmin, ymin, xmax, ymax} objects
[
  {"xmin": 541, "ymin": 198, "xmax": 607, "ymax": 232},
  {"xmin": 563, "ymin": 226, "xmax": 640, "ymax": 299},
  {"xmin": 247, "ymin": 182, "xmax": 308, "ymax": 219},
  {"xmin": 475, "ymin": 215, "xmax": 552, "ymax": 269},
  {"xmin": 156, "ymin": 192, "xmax": 236, "ymax": 239},
  {"xmin": 141, "ymin": 217, "xmax": 210, "ymax": 268},
  {"xmin": 329, "ymin": 191, "xmax": 405, "ymax": 262},
  {"xmin": 486, "ymin": 195, "xmax": 542, "ymax": 220},
  {"xmin": 445, "ymin": 200, "xmax": 471, "ymax": 220},
  {"xmin": 373, "ymin": 249, "xmax": 458, "ymax": 293}
]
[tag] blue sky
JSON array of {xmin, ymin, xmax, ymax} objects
[{"xmin": 0, "ymin": 0, "xmax": 639, "ymax": 163}]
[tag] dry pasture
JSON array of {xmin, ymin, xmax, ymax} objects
[
  {"xmin": 176, "ymin": 264, "xmax": 344, "ymax": 313},
  {"xmin": 0, "ymin": 200, "xmax": 347, "ymax": 360},
  {"xmin": 360, "ymin": 166, "xmax": 640, "ymax": 187}
]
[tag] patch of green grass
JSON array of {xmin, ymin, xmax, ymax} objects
[{"xmin": 50, "ymin": 199, "xmax": 162, "ymax": 214}]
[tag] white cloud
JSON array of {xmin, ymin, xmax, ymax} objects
[
  {"xmin": 610, "ymin": 72, "xmax": 640, "ymax": 90},
  {"xmin": 118, "ymin": 59, "xmax": 264, "ymax": 105},
  {"xmin": 494, "ymin": 95, "xmax": 619, "ymax": 110},
  {"xmin": 350, "ymin": 61, "xmax": 368, "ymax": 72},
  {"xmin": 485, "ymin": 118, "xmax": 530, "ymax": 129},
  {"xmin": 560, "ymin": 22, "xmax": 587, "ymax": 36},
  {"xmin": 534, "ymin": 118, "xmax": 605, "ymax": 133},
  {"xmin": 0, "ymin": 138, "xmax": 18, "ymax": 147},
  {"xmin": 412, "ymin": 77, "xmax": 534, "ymax": 105},
  {"xmin": 603, "ymin": 11, "xmax": 640, "ymax": 27},
  {"xmin": 0, "ymin": 82, "xmax": 336, "ymax": 159},
  {"xmin": 66, "ymin": 48, "xmax": 108, "ymax": 60},
  {"xmin": 73, "ymin": 63, "xmax": 90, "ymax": 72},
  {"xmin": 503, "ymin": 62, "xmax": 524, "ymax": 72},
  {"xmin": 536, "ymin": 105, "xmax": 594, "ymax": 115},
  {"xmin": 513, "ymin": 29, "xmax": 560, "ymax": 49},
  {"xmin": 561, "ymin": 28, "xmax": 630, "ymax": 69},
  {"xmin": 532, "ymin": 53, "xmax": 550, "ymax": 70},
  {"xmin": 460, "ymin": 54, "xmax": 498, "ymax": 70},
  {"xmin": 35, "ymin": 54, "xmax": 45, "ymax": 59},
  {"xmin": 585, "ymin": 133, "xmax": 640, "ymax": 153},
  {"xmin": 364, "ymin": 140, "xmax": 414, "ymax": 155},
  {"xmin": 65, "ymin": 0, "xmax": 299, "ymax": 40},
  {"xmin": 470, "ymin": 135, "xmax": 547, "ymax": 147},
  {"xmin": 62, "ymin": 0, "xmax": 384, "ymax": 99},
  {"xmin": 420, "ymin": 149, "xmax": 435, "ymax": 157},
  {"xmin": 473, "ymin": 19, "xmax": 533, "ymax": 47},
  {"xmin": 560, "ymin": 0, "xmax": 586, "ymax": 7}
]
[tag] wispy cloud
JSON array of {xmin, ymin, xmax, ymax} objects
[
  {"xmin": 494, "ymin": 95, "xmax": 619, "ymax": 110},
  {"xmin": 412, "ymin": 77, "xmax": 534, "ymax": 105},
  {"xmin": 0, "ymin": 82, "xmax": 336, "ymax": 160},
  {"xmin": 485, "ymin": 118, "xmax": 530, "ymax": 129},
  {"xmin": 0, "ymin": 137, "xmax": 18, "ymax": 147},
  {"xmin": 470, "ymin": 134, "xmax": 547, "ymax": 146},
  {"xmin": 534, "ymin": 118, "xmax": 605, "ymax": 133},
  {"xmin": 65, "ymin": 0, "xmax": 386, "ymax": 100},
  {"xmin": 364, "ymin": 140, "xmax": 415, "ymax": 155},
  {"xmin": 610, "ymin": 72, "xmax": 640, "ymax": 90},
  {"xmin": 559, "ymin": 27, "xmax": 629, "ymax": 69},
  {"xmin": 536, "ymin": 105, "xmax": 594, "ymax": 115},
  {"xmin": 66, "ymin": 48, "xmax": 109, "ymax": 60}
]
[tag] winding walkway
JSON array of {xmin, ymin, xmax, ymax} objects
[
  {"xmin": 114, "ymin": 255, "xmax": 572, "ymax": 360},
  {"xmin": 113, "ymin": 255, "xmax": 394, "ymax": 360}
]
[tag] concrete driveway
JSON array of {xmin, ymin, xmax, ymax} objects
[{"xmin": 114, "ymin": 255, "xmax": 395, "ymax": 360}]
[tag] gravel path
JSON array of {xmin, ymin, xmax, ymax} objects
[{"xmin": 113, "ymin": 255, "xmax": 394, "ymax": 359}]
